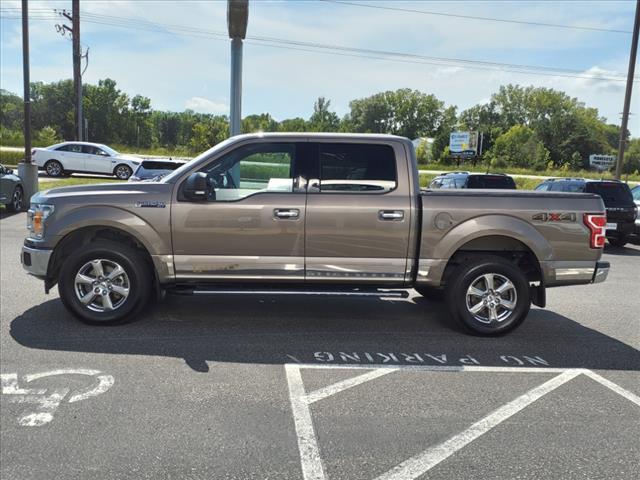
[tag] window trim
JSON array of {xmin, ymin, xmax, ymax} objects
[
  {"xmin": 310, "ymin": 142, "xmax": 399, "ymax": 196},
  {"xmin": 176, "ymin": 141, "xmax": 305, "ymax": 203}
]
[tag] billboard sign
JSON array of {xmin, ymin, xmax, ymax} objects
[
  {"xmin": 589, "ymin": 154, "xmax": 616, "ymax": 171},
  {"xmin": 449, "ymin": 131, "xmax": 479, "ymax": 155}
]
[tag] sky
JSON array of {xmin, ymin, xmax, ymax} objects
[{"xmin": 1, "ymin": 0, "xmax": 638, "ymax": 136}]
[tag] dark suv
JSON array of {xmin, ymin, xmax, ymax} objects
[
  {"xmin": 429, "ymin": 172, "xmax": 516, "ymax": 189},
  {"xmin": 535, "ymin": 178, "xmax": 637, "ymax": 247}
]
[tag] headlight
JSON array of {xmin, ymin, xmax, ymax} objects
[{"xmin": 27, "ymin": 204, "xmax": 54, "ymax": 239}]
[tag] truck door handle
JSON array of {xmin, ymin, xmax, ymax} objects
[
  {"xmin": 379, "ymin": 210, "xmax": 404, "ymax": 221},
  {"xmin": 274, "ymin": 208, "xmax": 300, "ymax": 219}
]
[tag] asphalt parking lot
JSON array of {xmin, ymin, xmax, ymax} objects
[{"xmin": 1, "ymin": 210, "xmax": 639, "ymax": 480}]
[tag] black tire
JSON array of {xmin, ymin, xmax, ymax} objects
[
  {"xmin": 45, "ymin": 160, "xmax": 64, "ymax": 177},
  {"xmin": 114, "ymin": 164, "xmax": 133, "ymax": 180},
  {"xmin": 608, "ymin": 235, "xmax": 627, "ymax": 248},
  {"xmin": 445, "ymin": 256, "xmax": 530, "ymax": 336},
  {"xmin": 58, "ymin": 240, "xmax": 152, "ymax": 325},
  {"xmin": 415, "ymin": 286, "xmax": 444, "ymax": 301},
  {"xmin": 7, "ymin": 185, "xmax": 23, "ymax": 212}
]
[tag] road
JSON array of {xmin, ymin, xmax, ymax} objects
[{"xmin": 1, "ymin": 211, "xmax": 639, "ymax": 479}]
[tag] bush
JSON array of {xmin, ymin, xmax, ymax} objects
[
  {"xmin": 0, "ymin": 128, "xmax": 24, "ymax": 147},
  {"xmin": 36, "ymin": 126, "xmax": 60, "ymax": 146},
  {"xmin": 0, "ymin": 150, "xmax": 23, "ymax": 165}
]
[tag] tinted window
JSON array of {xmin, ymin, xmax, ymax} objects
[
  {"xmin": 198, "ymin": 142, "xmax": 297, "ymax": 201},
  {"xmin": 564, "ymin": 183, "xmax": 585, "ymax": 193},
  {"xmin": 549, "ymin": 182, "xmax": 565, "ymax": 192},
  {"xmin": 81, "ymin": 145, "xmax": 108, "ymax": 155},
  {"xmin": 585, "ymin": 182, "xmax": 634, "ymax": 206},
  {"xmin": 466, "ymin": 175, "xmax": 516, "ymax": 189},
  {"xmin": 56, "ymin": 144, "xmax": 82, "ymax": 153},
  {"xmin": 318, "ymin": 143, "xmax": 396, "ymax": 193},
  {"xmin": 135, "ymin": 162, "xmax": 185, "ymax": 180}
]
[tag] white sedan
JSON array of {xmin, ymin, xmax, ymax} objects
[{"xmin": 32, "ymin": 142, "xmax": 141, "ymax": 180}]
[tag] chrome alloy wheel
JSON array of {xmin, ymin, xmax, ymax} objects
[
  {"xmin": 12, "ymin": 187, "xmax": 23, "ymax": 211},
  {"xmin": 465, "ymin": 273, "xmax": 517, "ymax": 324},
  {"xmin": 46, "ymin": 161, "xmax": 62, "ymax": 176},
  {"xmin": 115, "ymin": 165, "xmax": 132, "ymax": 179},
  {"xmin": 74, "ymin": 259, "xmax": 130, "ymax": 312}
]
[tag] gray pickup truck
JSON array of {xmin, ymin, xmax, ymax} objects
[{"xmin": 21, "ymin": 133, "xmax": 610, "ymax": 335}]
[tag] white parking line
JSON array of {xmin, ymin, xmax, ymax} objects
[
  {"xmin": 305, "ymin": 368, "xmax": 397, "ymax": 405},
  {"xmin": 286, "ymin": 364, "xmax": 326, "ymax": 480},
  {"xmin": 285, "ymin": 364, "xmax": 640, "ymax": 480},
  {"xmin": 375, "ymin": 370, "xmax": 580, "ymax": 480},
  {"xmin": 583, "ymin": 370, "xmax": 640, "ymax": 407}
]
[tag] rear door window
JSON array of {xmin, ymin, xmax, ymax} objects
[
  {"xmin": 585, "ymin": 182, "xmax": 634, "ymax": 206},
  {"xmin": 316, "ymin": 143, "xmax": 396, "ymax": 193}
]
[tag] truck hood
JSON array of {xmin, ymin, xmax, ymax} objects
[{"xmin": 31, "ymin": 181, "xmax": 174, "ymax": 204}]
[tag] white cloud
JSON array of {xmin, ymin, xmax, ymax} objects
[{"xmin": 185, "ymin": 96, "xmax": 228, "ymax": 114}]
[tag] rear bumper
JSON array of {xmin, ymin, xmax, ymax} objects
[
  {"xmin": 542, "ymin": 260, "xmax": 610, "ymax": 286},
  {"xmin": 21, "ymin": 245, "xmax": 52, "ymax": 279}
]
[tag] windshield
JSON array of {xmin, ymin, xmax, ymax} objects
[
  {"xmin": 161, "ymin": 137, "xmax": 238, "ymax": 183},
  {"xmin": 585, "ymin": 182, "xmax": 633, "ymax": 206},
  {"xmin": 100, "ymin": 144, "xmax": 119, "ymax": 156}
]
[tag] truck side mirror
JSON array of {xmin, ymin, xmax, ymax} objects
[{"xmin": 183, "ymin": 172, "xmax": 209, "ymax": 201}]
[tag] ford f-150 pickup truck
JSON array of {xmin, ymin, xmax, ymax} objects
[{"xmin": 21, "ymin": 133, "xmax": 610, "ymax": 335}]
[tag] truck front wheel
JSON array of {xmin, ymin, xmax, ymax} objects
[
  {"xmin": 445, "ymin": 256, "xmax": 530, "ymax": 336},
  {"xmin": 58, "ymin": 240, "xmax": 151, "ymax": 325}
]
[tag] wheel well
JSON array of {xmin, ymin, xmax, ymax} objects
[
  {"xmin": 441, "ymin": 235, "xmax": 542, "ymax": 287},
  {"xmin": 46, "ymin": 226, "xmax": 156, "ymax": 293}
]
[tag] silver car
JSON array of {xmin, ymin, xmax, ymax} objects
[{"xmin": 0, "ymin": 164, "xmax": 24, "ymax": 212}]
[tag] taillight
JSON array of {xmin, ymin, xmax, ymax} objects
[{"xmin": 583, "ymin": 213, "xmax": 606, "ymax": 249}]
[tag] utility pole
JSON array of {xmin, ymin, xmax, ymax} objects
[
  {"xmin": 227, "ymin": 0, "xmax": 249, "ymax": 137},
  {"xmin": 18, "ymin": 0, "xmax": 38, "ymax": 207},
  {"xmin": 615, "ymin": 0, "xmax": 639, "ymax": 179},
  {"xmin": 55, "ymin": 0, "xmax": 84, "ymax": 141}
]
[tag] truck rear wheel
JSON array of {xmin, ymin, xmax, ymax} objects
[
  {"xmin": 445, "ymin": 256, "xmax": 530, "ymax": 336},
  {"xmin": 58, "ymin": 240, "xmax": 151, "ymax": 325}
]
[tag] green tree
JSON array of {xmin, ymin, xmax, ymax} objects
[
  {"xmin": 490, "ymin": 125, "xmax": 550, "ymax": 170},
  {"xmin": 242, "ymin": 113, "xmax": 279, "ymax": 133},
  {"xmin": 189, "ymin": 115, "xmax": 228, "ymax": 152},
  {"xmin": 348, "ymin": 88, "xmax": 444, "ymax": 139},
  {"xmin": 278, "ymin": 117, "xmax": 307, "ymax": 132},
  {"xmin": 623, "ymin": 138, "xmax": 640, "ymax": 174},
  {"xmin": 308, "ymin": 97, "xmax": 340, "ymax": 132}
]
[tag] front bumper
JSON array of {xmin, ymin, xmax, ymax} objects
[
  {"xmin": 21, "ymin": 245, "xmax": 52, "ymax": 278},
  {"xmin": 592, "ymin": 261, "xmax": 609, "ymax": 284}
]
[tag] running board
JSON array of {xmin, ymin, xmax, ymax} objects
[{"xmin": 168, "ymin": 286, "xmax": 409, "ymax": 298}]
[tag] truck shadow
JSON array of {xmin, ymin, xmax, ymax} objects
[{"xmin": 10, "ymin": 294, "xmax": 640, "ymax": 373}]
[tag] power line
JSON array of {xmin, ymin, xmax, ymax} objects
[
  {"xmin": 321, "ymin": 0, "xmax": 633, "ymax": 34},
  {"xmin": 1, "ymin": 8, "xmax": 636, "ymax": 83}
]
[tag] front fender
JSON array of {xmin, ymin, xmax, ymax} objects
[{"xmin": 46, "ymin": 205, "xmax": 170, "ymax": 256}]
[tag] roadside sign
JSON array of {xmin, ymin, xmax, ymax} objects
[
  {"xmin": 450, "ymin": 131, "xmax": 478, "ymax": 156},
  {"xmin": 589, "ymin": 154, "xmax": 616, "ymax": 171}
]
